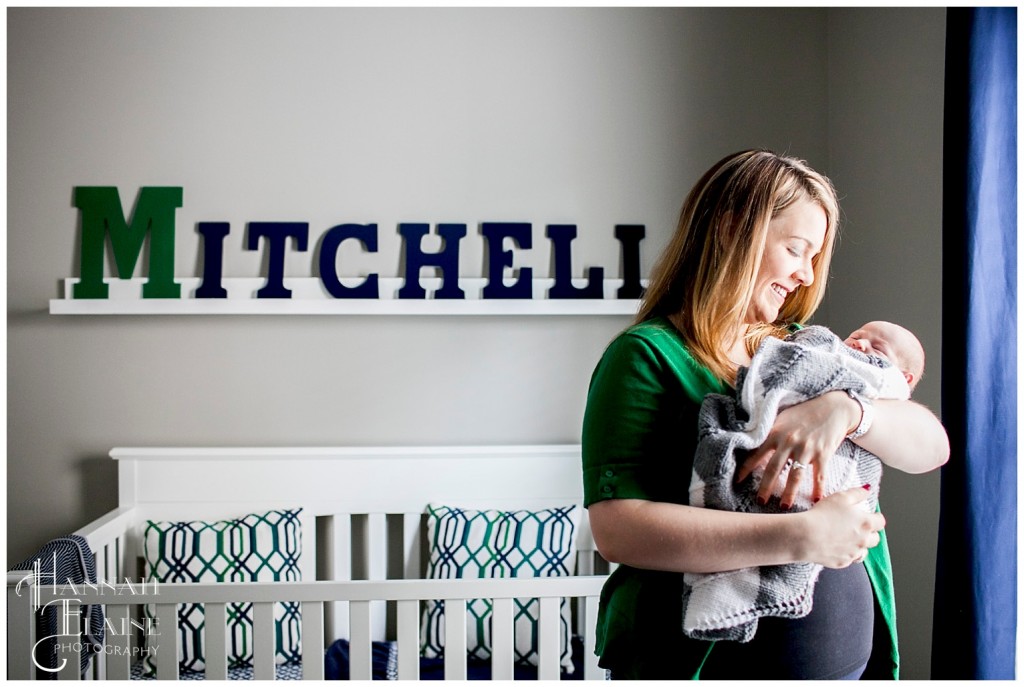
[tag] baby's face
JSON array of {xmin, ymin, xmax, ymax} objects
[{"xmin": 844, "ymin": 322, "xmax": 899, "ymax": 364}]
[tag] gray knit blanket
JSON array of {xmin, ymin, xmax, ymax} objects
[{"xmin": 682, "ymin": 325, "xmax": 909, "ymax": 643}]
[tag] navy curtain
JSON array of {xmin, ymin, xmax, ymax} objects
[{"xmin": 933, "ymin": 7, "xmax": 1017, "ymax": 680}]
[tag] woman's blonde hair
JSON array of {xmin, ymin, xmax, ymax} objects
[{"xmin": 636, "ymin": 149, "xmax": 840, "ymax": 382}]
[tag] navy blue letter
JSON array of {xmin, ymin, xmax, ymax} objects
[
  {"xmin": 196, "ymin": 222, "xmax": 229, "ymax": 299},
  {"xmin": 615, "ymin": 224, "xmax": 645, "ymax": 299},
  {"xmin": 247, "ymin": 222, "xmax": 309, "ymax": 299},
  {"xmin": 319, "ymin": 224, "xmax": 379, "ymax": 299},
  {"xmin": 547, "ymin": 224, "xmax": 603, "ymax": 299},
  {"xmin": 397, "ymin": 223, "xmax": 466, "ymax": 299},
  {"xmin": 482, "ymin": 222, "xmax": 532, "ymax": 299}
]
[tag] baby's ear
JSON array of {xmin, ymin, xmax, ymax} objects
[{"xmin": 904, "ymin": 371, "xmax": 916, "ymax": 388}]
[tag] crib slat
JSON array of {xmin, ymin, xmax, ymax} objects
[
  {"xmin": 155, "ymin": 603, "xmax": 179, "ymax": 679},
  {"xmin": 583, "ymin": 595, "xmax": 602, "ymax": 680},
  {"xmin": 104, "ymin": 604, "xmax": 131, "ymax": 679},
  {"xmin": 301, "ymin": 601, "xmax": 325, "ymax": 680},
  {"xmin": 57, "ymin": 605, "xmax": 82, "ymax": 680},
  {"xmin": 349, "ymin": 600, "xmax": 373, "ymax": 680},
  {"xmin": 92, "ymin": 646, "xmax": 105, "ymax": 681},
  {"xmin": 366, "ymin": 513, "xmax": 387, "ymax": 641},
  {"xmin": 298, "ymin": 510, "xmax": 318, "ymax": 590},
  {"xmin": 252, "ymin": 602, "xmax": 275, "ymax": 680},
  {"xmin": 537, "ymin": 596, "xmax": 560, "ymax": 680},
  {"xmin": 327, "ymin": 515, "xmax": 352, "ymax": 641},
  {"xmin": 443, "ymin": 598, "xmax": 467, "ymax": 680},
  {"xmin": 396, "ymin": 599, "xmax": 420, "ymax": 679},
  {"xmin": 490, "ymin": 597, "xmax": 515, "ymax": 680},
  {"xmin": 115, "ymin": 536, "xmax": 123, "ymax": 580},
  {"xmin": 204, "ymin": 603, "xmax": 228, "ymax": 681},
  {"xmin": 100, "ymin": 545, "xmax": 110, "ymax": 583}
]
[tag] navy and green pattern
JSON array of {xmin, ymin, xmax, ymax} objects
[
  {"xmin": 142, "ymin": 508, "xmax": 303, "ymax": 673},
  {"xmin": 419, "ymin": 504, "xmax": 580, "ymax": 672}
]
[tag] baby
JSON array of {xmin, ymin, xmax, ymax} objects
[
  {"xmin": 765, "ymin": 320, "xmax": 925, "ymax": 507},
  {"xmin": 681, "ymin": 320, "xmax": 925, "ymax": 643},
  {"xmin": 709, "ymin": 320, "xmax": 924, "ymax": 510}
]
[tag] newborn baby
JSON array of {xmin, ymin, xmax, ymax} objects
[{"xmin": 681, "ymin": 320, "xmax": 925, "ymax": 642}]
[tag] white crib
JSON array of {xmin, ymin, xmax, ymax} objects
[{"xmin": 7, "ymin": 445, "xmax": 611, "ymax": 680}]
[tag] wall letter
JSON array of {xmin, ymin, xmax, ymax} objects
[
  {"xmin": 246, "ymin": 222, "xmax": 309, "ymax": 299},
  {"xmin": 615, "ymin": 224, "xmax": 645, "ymax": 299},
  {"xmin": 547, "ymin": 224, "xmax": 603, "ymax": 299},
  {"xmin": 195, "ymin": 222, "xmax": 229, "ymax": 299},
  {"xmin": 73, "ymin": 186, "xmax": 183, "ymax": 299},
  {"xmin": 319, "ymin": 223, "xmax": 379, "ymax": 299},
  {"xmin": 397, "ymin": 223, "xmax": 466, "ymax": 299},
  {"xmin": 481, "ymin": 222, "xmax": 532, "ymax": 299}
]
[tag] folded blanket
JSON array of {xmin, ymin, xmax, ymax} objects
[{"xmin": 683, "ymin": 326, "xmax": 908, "ymax": 642}]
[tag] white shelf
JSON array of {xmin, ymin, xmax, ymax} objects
[{"xmin": 50, "ymin": 277, "xmax": 644, "ymax": 316}]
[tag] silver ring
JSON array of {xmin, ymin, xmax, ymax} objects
[{"xmin": 786, "ymin": 459, "xmax": 808, "ymax": 471}]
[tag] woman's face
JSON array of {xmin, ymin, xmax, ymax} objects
[{"xmin": 743, "ymin": 198, "xmax": 826, "ymax": 325}]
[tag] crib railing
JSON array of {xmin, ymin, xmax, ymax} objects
[
  {"xmin": 72, "ymin": 507, "xmax": 612, "ymax": 649},
  {"xmin": 7, "ymin": 575, "xmax": 607, "ymax": 681}
]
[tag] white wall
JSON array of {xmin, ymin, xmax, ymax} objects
[{"xmin": 7, "ymin": 6, "xmax": 945, "ymax": 677}]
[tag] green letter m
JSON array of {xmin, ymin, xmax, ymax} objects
[{"xmin": 73, "ymin": 186, "xmax": 183, "ymax": 299}]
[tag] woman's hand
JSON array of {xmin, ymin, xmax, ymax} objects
[
  {"xmin": 735, "ymin": 390, "xmax": 860, "ymax": 508},
  {"xmin": 794, "ymin": 486, "xmax": 886, "ymax": 568}
]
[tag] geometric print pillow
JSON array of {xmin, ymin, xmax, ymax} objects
[
  {"xmin": 141, "ymin": 508, "xmax": 303, "ymax": 674},
  {"xmin": 419, "ymin": 504, "xmax": 580, "ymax": 673}
]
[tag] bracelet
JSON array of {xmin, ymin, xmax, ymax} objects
[{"xmin": 846, "ymin": 390, "xmax": 873, "ymax": 440}]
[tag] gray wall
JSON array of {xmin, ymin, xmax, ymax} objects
[
  {"xmin": 824, "ymin": 9, "xmax": 946, "ymax": 679},
  {"xmin": 7, "ymin": 7, "xmax": 945, "ymax": 678}
]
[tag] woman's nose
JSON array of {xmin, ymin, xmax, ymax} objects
[{"xmin": 795, "ymin": 258, "xmax": 814, "ymax": 286}]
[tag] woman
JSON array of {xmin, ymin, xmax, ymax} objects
[{"xmin": 582, "ymin": 150, "xmax": 949, "ymax": 679}]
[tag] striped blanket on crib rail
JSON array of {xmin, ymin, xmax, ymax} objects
[
  {"xmin": 11, "ymin": 534, "xmax": 105, "ymax": 678},
  {"xmin": 684, "ymin": 326, "xmax": 908, "ymax": 643}
]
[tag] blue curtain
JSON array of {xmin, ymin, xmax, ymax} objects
[{"xmin": 933, "ymin": 7, "xmax": 1017, "ymax": 680}]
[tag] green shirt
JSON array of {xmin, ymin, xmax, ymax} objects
[{"xmin": 581, "ymin": 317, "xmax": 899, "ymax": 679}]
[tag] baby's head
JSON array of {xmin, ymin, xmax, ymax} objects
[{"xmin": 844, "ymin": 321, "xmax": 925, "ymax": 391}]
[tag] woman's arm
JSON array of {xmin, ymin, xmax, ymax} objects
[
  {"xmin": 853, "ymin": 398, "xmax": 950, "ymax": 473},
  {"xmin": 737, "ymin": 391, "xmax": 950, "ymax": 507},
  {"xmin": 588, "ymin": 486, "xmax": 885, "ymax": 574}
]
